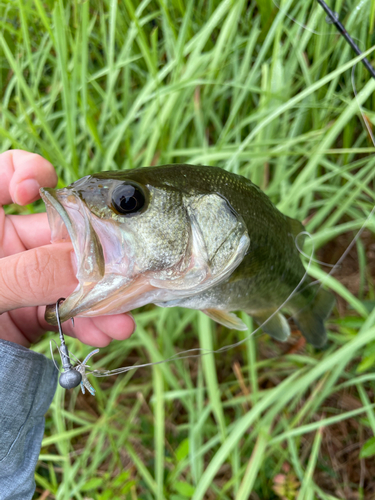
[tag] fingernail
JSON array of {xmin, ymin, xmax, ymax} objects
[{"xmin": 13, "ymin": 179, "xmax": 40, "ymax": 205}]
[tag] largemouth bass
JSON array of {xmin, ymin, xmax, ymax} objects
[{"xmin": 41, "ymin": 164, "xmax": 334, "ymax": 348}]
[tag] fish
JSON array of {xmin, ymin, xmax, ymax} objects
[{"xmin": 40, "ymin": 164, "xmax": 335, "ymax": 348}]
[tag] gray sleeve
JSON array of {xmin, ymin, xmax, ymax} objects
[{"xmin": 0, "ymin": 339, "xmax": 58, "ymax": 500}]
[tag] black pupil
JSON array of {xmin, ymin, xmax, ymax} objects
[{"xmin": 112, "ymin": 183, "xmax": 145, "ymax": 215}]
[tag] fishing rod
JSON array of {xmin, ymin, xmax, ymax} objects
[{"xmin": 316, "ymin": 0, "xmax": 375, "ymax": 80}]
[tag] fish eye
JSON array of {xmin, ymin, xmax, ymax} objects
[{"xmin": 111, "ymin": 182, "xmax": 147, "ymax": 216}]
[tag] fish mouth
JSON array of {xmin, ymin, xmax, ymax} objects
[
  {"xmin": 40, "ymin": 188, "xmax": 156, "ymax": 325},
  {"xmin": 40, "ymin": 187, "xmax": 106, "ymax": 325}
]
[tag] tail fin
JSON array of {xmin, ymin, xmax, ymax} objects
[{"xmin": 294, "ymin": 288, "xmax": 335, "ymax": 348}]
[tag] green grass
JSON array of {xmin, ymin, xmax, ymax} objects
[{"xmin": 2, "ymin": 0, "xmax": 375, "ymax": 498}]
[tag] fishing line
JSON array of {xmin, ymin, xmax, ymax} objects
[
  {"xmin": 51, "ymin": 1, "xmax": 375, "ymax": 395},
  {"xmin": 51, "ymin": 232, "xmax": 317, "ymax": 389},
  {"xmin": 272, "ymin": 0, "xmax": 339, "ymax": 36},
  {"xmin": 274, "ymin": 0, "xmax": 375, "ymax": 145},
  {"xmin": 295, "ymin": 232, "xmax": 336, "ymax": 268},
  {"xmin": 297, "ymin": 204, "xmax": 375, "ymax": 298},
  {"xmin": 272, "ymin": 0, "xmax": 375, "ymax": 284},
  {"xmin": 273, "ymin": 0, "xmax": 366, "ymax": 52},
  {"xmin": 316, "ymin": 0, "xmax": 375, "ymax": 79}
]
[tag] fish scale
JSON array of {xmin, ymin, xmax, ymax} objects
[{"xmin": 41, "ymin": 164, "xmax": 334, "ymax": 347}]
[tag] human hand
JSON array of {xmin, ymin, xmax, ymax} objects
[{"xmin": 0, "ymin": 150, "xmax": 135, "ymax": 348}]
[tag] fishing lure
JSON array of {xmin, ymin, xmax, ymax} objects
[{"xmin": 52, "ymin": 298, "xmax": 98, "ymax": 396}]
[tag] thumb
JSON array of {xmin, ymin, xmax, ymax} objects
[{"xmin": 0, "ymin": 243, "xmax": 78, "ymax": 314}]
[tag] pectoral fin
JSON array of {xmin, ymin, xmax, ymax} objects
[
  {"xmin": 252, "ymin": 311, "xmax": 291, "ymax": 342},
  {"xmin": 203, "ymin": 309, "xmax": 248, "ymax": 331}
]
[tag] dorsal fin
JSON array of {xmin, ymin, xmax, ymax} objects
[
  {"xmin": 287, "ymin": 216, "xmax": 305, "ymax": 250},
  {"xmin": 287, "ymin": 216, "xmax": 304, "ymax": 239}
]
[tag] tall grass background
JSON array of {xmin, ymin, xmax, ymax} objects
[{"xmin": 1, "ymin": 0, "xmax": 375, "ymax": 498}]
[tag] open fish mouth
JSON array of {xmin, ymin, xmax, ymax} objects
[
  {"xmin": 40, "ymin": 188, "xmax": 156, "ymax": 325},
  {"xmin": 40, "ymin": 187, "xmax": 106, "ymax": 324}
]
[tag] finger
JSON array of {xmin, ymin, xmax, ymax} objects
[
  {"xmin": 63, "ymin": 318, "xmax": 115, "ymax": 347},
  {"xmin": 0, "ymin": 150, "xmax": 57, "ymax": 206},
  {"xmin": 0, "ymin": 309, "xmax": 36, "ymax": 347},
  {"xmin": 92, "ymin": 314, "xmax": 136, "ymax": 340},
  {"xmin": 0, "ymin": 242, "xmax": 77, "ymax": 314},
  {"xmin": 0, "ymin": 307, "xmax": 114, "ymax": 349},
  {"xmin": 5, "ymin": 213, "xmax": 52, "ymax": 252},
  {"xmin": 37, "ymin": 309, "xmax": 135, "ymax": 348},
  {"xmin": 42, "ymin": 314, "xmax": 114, "ymax": 348}
]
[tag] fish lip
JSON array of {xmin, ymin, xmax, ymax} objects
[
  {"xmin": 40, "ymin": 187, "xmax": 105, "ymax": 325},
  {"xmin": 40, "ymin": 187, "xmax": 78, "ymax": 256}
]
